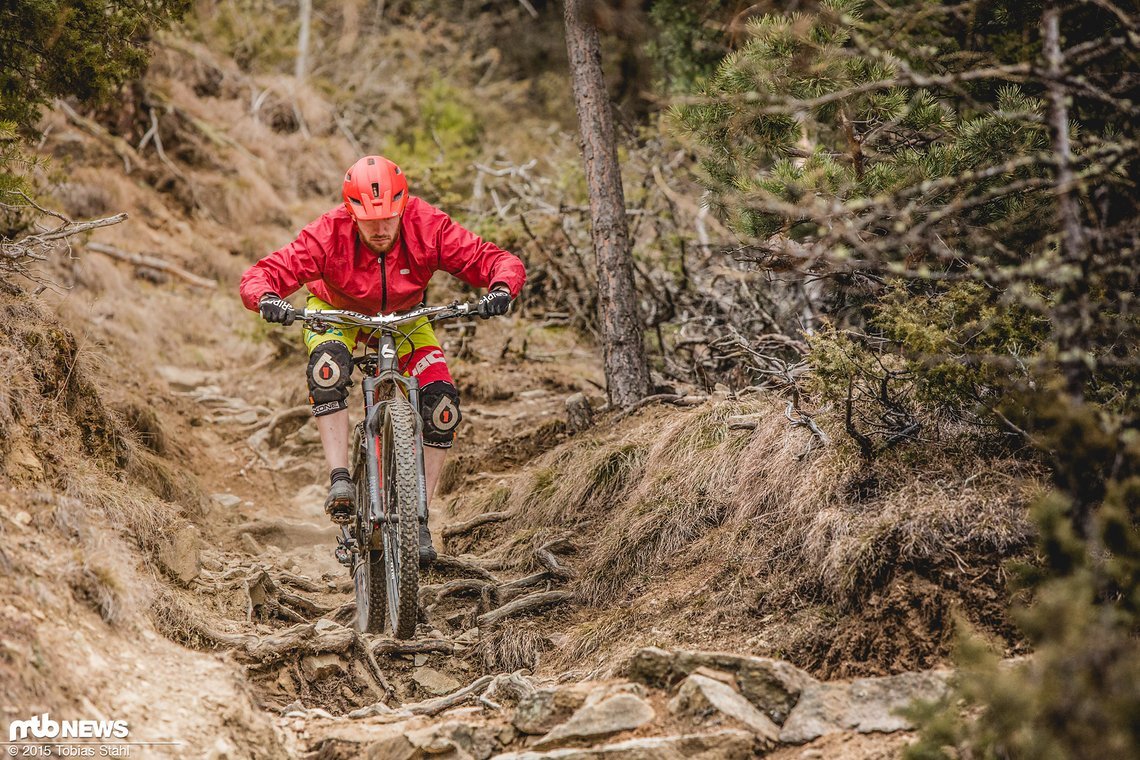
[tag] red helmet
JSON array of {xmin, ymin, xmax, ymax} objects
[{"xmin": 342, "ymin": 156, "xmax": 409, "ymax": 220}]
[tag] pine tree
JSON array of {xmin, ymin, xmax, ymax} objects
[{"xmin": 672, "ymin": 0, "xmax": 1140, "ymax": 754}]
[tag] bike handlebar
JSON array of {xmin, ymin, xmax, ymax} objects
[{"xmin": 294, "ymin": 300, "xmax": 483, "ymax": 329}]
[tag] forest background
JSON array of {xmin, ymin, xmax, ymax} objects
[{"xmin": 2, "ymin": 1, "xmax": 1138, "ymax": 757}]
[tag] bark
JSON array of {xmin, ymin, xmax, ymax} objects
[
  {"xmin": 563, "ymin": 0, "xmax": 651, "ymax": 408},
  {"xmin": 1043, "ymin": 1, "xmax": 1089, "ymax": 398},
  {"xmin": 296, "ymin": 0, "xmax": 312, "ymax": 82}
]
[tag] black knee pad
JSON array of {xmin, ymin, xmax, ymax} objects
[
  {"xmin": 420, "ymin": 381, "xmax": 461, "ymax": 448},
  {"xmin": 307, "ymin": 342, "xmax": 354, "ymax": 417}
]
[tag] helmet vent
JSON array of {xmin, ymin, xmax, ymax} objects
[
  {"xmin": 371, "ymin": 182, "xmax": 380, "ymax": 198},
  {"xmin": 393, "ymin": 190, "xmax": 404, "ymax": 201},
  {"xmin": 367, "ymin": 158, "xmax": 376, "ymax": 165}
]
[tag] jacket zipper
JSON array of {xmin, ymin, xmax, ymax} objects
[{"xmin": 379, "ymin": 252, "xmax": 388, "ymax": 313}]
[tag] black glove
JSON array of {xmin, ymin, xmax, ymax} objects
[
  {"xmin": 478, "ymin": 288, "xmax": 512, "ymax": 319},
  {"xmin": 258, "ymin": 293, "xmax": 295, "ymax": 325}
]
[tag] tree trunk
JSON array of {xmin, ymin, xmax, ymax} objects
[
  {"xmin": 1042, "ymin": 1, "xmax": 1088, "ymax": 399},
  {"xmin": 296, "ymin": 0, "xmax": 312, "ymax": 82},
  {"xmin": 563, "ymin": 0, "xmax": 650, "ymax": 408}
]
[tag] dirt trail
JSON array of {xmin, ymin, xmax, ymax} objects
[{"xmin": 130, "ymin": 314, "xmax": 942, "ymax": 759}]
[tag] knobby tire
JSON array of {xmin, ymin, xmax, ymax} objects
[
  {"xmin": 383, "ymin": 395, "xmax": 421, "ymax": 639},
  {"xmin": 350, "ymin": 422, "xmax": 386, "ymax": 633}
]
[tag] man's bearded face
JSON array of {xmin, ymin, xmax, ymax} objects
[{"xmin": 356, "ymin": 216, "xmax": 401, "ymax": 255}]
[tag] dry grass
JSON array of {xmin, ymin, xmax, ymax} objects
[
  {"xmin": 451, "ymin": 395, "xmax": 1045, "ymax": 668},
  {"xmin": 474, "ymin": 625, "xmax": 552, "ymax": 673}
]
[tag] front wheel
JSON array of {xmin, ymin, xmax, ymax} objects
[
  {"xmin": 381, "ymin": 395, "xmax": 423, "ymax": 639},
  {"xmin": 350, "ymin": 422, "xmax": 386, "ymax": 633}
]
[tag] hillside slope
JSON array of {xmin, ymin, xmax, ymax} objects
[{"xmin": 1, "ymin": 8, "xmax": 1047, "ymax": 758}]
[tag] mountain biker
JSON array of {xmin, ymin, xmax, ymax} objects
[{"xmin": 239, "ymin": 155, "xmax": 526, "ymax": 564}]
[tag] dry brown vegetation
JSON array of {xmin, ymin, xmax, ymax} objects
[{"xmin": 444, "ymin": 396, "xmax": 1045, "ymax": 678}]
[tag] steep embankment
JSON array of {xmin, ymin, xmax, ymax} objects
[{"xmin": 2, "ymin": 19, "xmax": 1046, "ymax": 760}]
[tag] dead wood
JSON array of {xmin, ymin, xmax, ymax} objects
[
  {"xmin": 441, "ymin": 511, "xmax": 512, "ymax": 539},
  {"xmin": 201, "ymin": 622, "xmax": 354, "ymax": 665},
  {"xmin": 476, "ymin": 590, "xmax": 574, "ymax": 628},
  {"xmin": 496, "ymin": 571, "xmax": 553, "ymax": 606},
  {"xmin": 370, "ymin": 637, "xmax": 464, "ymax": 657},
  {"xmin": 405, "ymin": 675, "xmax": 495, "ymax": 717},
  {"xmin": 330, "ymin": 601, "xmax": 356, "ymax": 626},
  {"xmin": 85, "ymin": 242, "xmax": 216, "ymax": 288},
  {"xmin": 419, "ymin": 578, "xmax": 495, "ymax": 609},
  {"xmin": 432, "ymin": 554, "xmax": 501, "ymax": 582},
  {"xmin": 274, "ymin": 570, "xmax": 325, "ymax": 593},
  {"xmin": 353, "ymin": 630, "xmax": 394, "ymax": 698},
  {"xmin": 534, "ymin": 537, "xmax": 576, "ymax": 581},
  {"xmin": 278, "ymin": 588, "xmax": 334, "ymax": 617}
]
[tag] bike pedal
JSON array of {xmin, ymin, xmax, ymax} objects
[{"xmin": 328, "ymin": 508, "xmax": 353, "ymax": 525}]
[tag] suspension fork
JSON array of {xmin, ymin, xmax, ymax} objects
[{"xmin": 366, "ymin": 334, "xmax": 429, "ymax": 523}]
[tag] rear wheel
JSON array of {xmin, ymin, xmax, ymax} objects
[
  {"xmin": 381, "ymin": 395, "xmax": 422, "ymax": 638},
  {"xmin": 350, "ymin": 422, "xmax": 386, "ymax": 633}
]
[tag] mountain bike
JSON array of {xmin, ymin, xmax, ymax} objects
[{"xmin": 295, "ymin": 300, "xmax": 484, "ymax": 638}]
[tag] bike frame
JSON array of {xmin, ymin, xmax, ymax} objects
[{"xmin": 296, "ymin": 301, "xmax": 479, "ymax": 632}]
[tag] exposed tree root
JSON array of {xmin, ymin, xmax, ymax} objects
[
  {"xmin": 433, "ymin": 553, "xmax": 502, "ymax": 582},
  {"xmin": 442, "ymin": 510, "xmax": 513, "ymax": 538},
  {"xmin": 476, "ymin": 590, "xmax": 574, "ymax": 628},
  {"xmin": 369, "ymin": 637, "xmax": 465, "ymax": 657}
]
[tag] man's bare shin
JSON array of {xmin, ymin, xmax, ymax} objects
[
  {"xmin": 424, "ymin": 445, "xmax": 448, "ymax": 507},
  {"xmin": 316, "ymin": 409, "xmax": 350, "ymax": 473}
]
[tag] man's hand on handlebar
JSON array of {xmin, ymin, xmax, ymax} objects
[
  {"xmin": 259, "ymin": 293, "xmax": 296, "ymax": 325},
  {"xmin": 478, "ymin": 287, "xmax": 512, "ymax": 319}
]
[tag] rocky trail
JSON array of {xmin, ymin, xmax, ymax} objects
[{"xmin": 140, "ymin": 335, "xmax": 949, "ymax": 759}]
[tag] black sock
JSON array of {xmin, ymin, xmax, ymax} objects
[{"xmin": 330, "ymin": 467, "xmax": 351, "ymax": 485}]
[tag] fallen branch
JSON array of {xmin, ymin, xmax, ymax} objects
[
  {"xmin": 85, "ymin": 242, "xmax": 216, "ymax": 289},
  {"xmin": 784, "ymin": 400, "xmax": 830, "ymax": 446},
  {"xmin": 442, "ymin": 511, "xmax": 512, "ymax": 538},
  {"xmin": 476, "ymin": 590, "xmax": 574, "ymax": 628},
  {"xmin": 406, "ymin": 675, "xmax": 495, "ymax": 717},
  {"xmin": 613, "ymin": 393, "xmax": 708, "ymax": 422}
]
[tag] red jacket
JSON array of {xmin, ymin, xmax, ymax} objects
[{"xmin": 239, "ymin": 197, "xmax": 526, "ymax": 314}]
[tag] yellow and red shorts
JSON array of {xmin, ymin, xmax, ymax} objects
[{"xmin": 302, "ymin": 294, "xmax": 459, "ymax": 446}]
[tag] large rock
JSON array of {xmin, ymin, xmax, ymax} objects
[
  {"xmin": 778, "ymin": 669, "xmax": 952, "ymax": 744},
  {"xmin": 406, "ymin": 719, "xmax": 514, "ymax": 760},
  {"xmin": 300, "ymin": 654, "xmax": 347, "ymax": 681},
  {"xmin": 491, "ymin": 729, "xmax": 756, "ymax": 759},
  {"xmin": 669, "ymin": 672, "xmax": 779, "ymax": 744},
  {"xmin": 411, "ymin": 666, "xmax": 462, "ymax": 696},
  {"xmin": 533, "ymin": 693, "xmax": 655, "ymax": 749},
  {"xmin": 158, "ymin": 523, "xmax": 202, "ymax": 584},
  {"xmin": 625, "ymin": 647, "xmax": 816, "ymax": 725},
  {"xmin": 513, "ymin": 683, "xmax": 595, "ymax": 735}
]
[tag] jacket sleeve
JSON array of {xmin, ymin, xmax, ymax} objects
[
  {"xmin": 432, "ymin": 209, "xmax": 526, "ymax": 297},
  {"xmin": 239, "ymin": 219, "xmax": 330, "ymax": 311}
]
